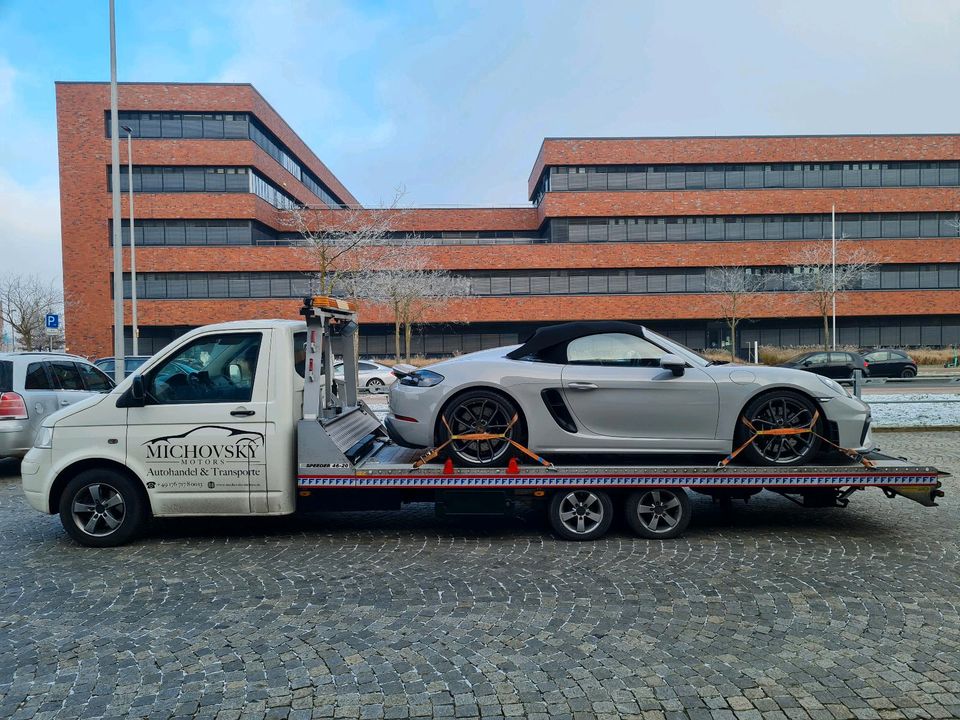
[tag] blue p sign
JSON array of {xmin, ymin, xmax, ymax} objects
[{"xmin": 45, "ymin": 314, "xmax": 59, "ymax": 330}]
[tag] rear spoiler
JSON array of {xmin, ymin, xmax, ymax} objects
[{"xmin": 390, "ymin": 363, "xmax": 418, "ymax": 379}]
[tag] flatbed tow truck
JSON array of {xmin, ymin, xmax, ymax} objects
[{"xmin": 20, "ymin": 297, "xmax": 945, "ymax": 546}]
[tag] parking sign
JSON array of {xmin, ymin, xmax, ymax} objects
[{"xmin": 45, "ymin": 314, "xmax": 60, "ymax": 335}]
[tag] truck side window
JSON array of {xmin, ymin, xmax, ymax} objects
[
  {"xmin": 147, "ymin": 333, "xmax": 263, "ymax": 404},
  {"xmin": 293, "ymin": 331, "xmax": 306, "ymax": 378}
]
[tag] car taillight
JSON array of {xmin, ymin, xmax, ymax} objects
[{"xmin": 0, "ymin": 392, "xmax": 28, "ymax": 420}]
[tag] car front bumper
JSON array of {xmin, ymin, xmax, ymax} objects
[{"xmin": 827, "ymin": 394, "xmax": 875, "ymax": 452}]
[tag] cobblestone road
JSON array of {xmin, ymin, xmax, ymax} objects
[{"xmin": 1, "ymin": 432, "xmax": 958, "ymax": 720}]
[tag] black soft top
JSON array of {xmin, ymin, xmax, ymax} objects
[{"xmin": 505, "ymin": 321, "xmax": 647, "ymax": 360}]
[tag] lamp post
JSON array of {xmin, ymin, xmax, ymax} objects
[
  {"xmin": 108, "ymin": 0, "xmax": 124, "ymax": 383},
  {"xmin": 831, "ymin": 205, "xmax": 836, "ymax": 350},
  {"xmin": 121, "ymin": 124, "xmax": 138, "ymax": 356}
]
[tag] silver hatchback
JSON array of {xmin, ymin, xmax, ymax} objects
[{"xmin": 0, "ymin": 353, "xmax": 115, "ymax": 459}]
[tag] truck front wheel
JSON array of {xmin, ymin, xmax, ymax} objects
[
  {"xmin": 548, "ymin": 489, "xmax": 613, "ymax": 541},
  {"xmin": 58, "ymin": 469, "xmax": 148, "ymax": 547}
]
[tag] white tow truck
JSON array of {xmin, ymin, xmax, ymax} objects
[{"xmin": 21, "ymin": 297, "xmax": 945, "ymax": 547}]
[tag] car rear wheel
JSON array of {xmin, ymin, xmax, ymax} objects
[
  {"xmin": 438, "ymin": 389, "xmax": 526, "ymax": 467},
  {"xmin": 58, "ymin": 469, "xmax": 147, "ymax": 547},
  {"xmin": 366, "ymin": 377, "xmax": 385, "ymax": 392},
  {"xmin": 900, "ymin": 367, "xmax": 917, "ymax": 378},
  {"xmin": 548, "ymin": 489, "xmax": 613, "ymax": 541},
  {"xmin": 624, "ymin": 488, "xmax": 691, "ymax": 539},
  {"xmin": 736, "ymin": 391, "xmax": 822, "ymax": 467}
]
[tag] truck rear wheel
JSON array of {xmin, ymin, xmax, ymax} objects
[
  {"xmin": 624, "ymin": 487, "xmax": 691, "ymax": 539},
  {"xmin": 58, "ymin": 469, "xmax": 147, "ymax": 547},
  {"xmin": 548, "ymin": 489, "xmax": 613, "ymax": 541}
]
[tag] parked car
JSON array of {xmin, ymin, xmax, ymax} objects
[
  {"xmin": 333, "ymin": 359, "xmax": 397, "ymax": 392},
  {"xmin": 779, "ymin": 351, "xmax": 869, "ymax": 379},
  {"xmin": 0, "ymin": 352, "xmax": 115, "ymax": 459},
  {"xmin": 94, "ymin": 355, "xmax": 152, "ymax": 378},
  {"xmin": 860, "ymin": 349, "xmax": 918, "ymax": 378},
  {"xmin": 386, "ymin": 321, "xmax": 874, "ymax": 468}
]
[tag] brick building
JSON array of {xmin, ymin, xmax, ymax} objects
[{"xmin": 56, "ymin": 81, "xmax": 960, "ymax": 359}]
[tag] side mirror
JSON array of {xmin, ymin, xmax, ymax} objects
[
  {"xmin": 116, "ymin": 374, "xmax": 146, "ymax": 408},
  {"xmin": 802, "ymin": 360, "xmax": 812, "ymax": 366},
  {"xmin": 659, "ymin": 354, "xmax": 686, "ymax": 377}
]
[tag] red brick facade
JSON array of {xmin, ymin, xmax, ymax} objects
[{"xmin": 56, "ymin": 82, "xmax": 960, "ymax": 358}]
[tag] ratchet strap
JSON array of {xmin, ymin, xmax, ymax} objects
[
  {"xmin": 719, "ymin": 409, "xmax": 875, "ymax": 468},
  {"xmin": 412, "ymin": 413, "xmax": 556, "ymax": 469}
]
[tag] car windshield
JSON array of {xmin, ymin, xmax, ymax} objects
[{"xmin": 642, "ymin": 328, "xmax": 710, "ymax": 368}]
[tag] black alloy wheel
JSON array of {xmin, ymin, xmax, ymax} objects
[
  {"xmin": 439, "ymin": 389, "xmax": 526, "ymax": 467},
  {"xmin": 736, "ymin": 391, "xmax": 822, "ymax": 466}
]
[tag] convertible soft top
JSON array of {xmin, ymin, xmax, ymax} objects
[{"xmin": 505, "ymin": 321, "xmax": 647, "ymax": 360}]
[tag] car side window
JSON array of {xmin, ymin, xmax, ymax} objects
[
  {"xmin": 293, "ymin": 331, "xmax": 307, "ymax": 378},
  {"xmin": 806, "ymin": 353, "xmax": 829, "ymax": 365},
  {"xmin": 50, "ymin": 361, "xmax": 85, "ymax": 391},
  {"xmin": 358, "ymin": 362, "xmax": 377, "ymax": 371},
  {"xmin": 566, "ymin": 333, "xmax": 664, "ymax": 367},
  {"xmin": 98, "ymin": 360, "xmax": 116, "ymax": 375},
  {"xmin": 830, "ymin": 353, "xmax": 851, "ymax": 363},
  {"xmin": 24, "ymin": 362, "xmax": 54, "ymax": 390},
  {"xmin": 77, "ymin": 362, "xmax": 115, "ymax": 392},
  {"xmin": 147, "ymin": 332, "xmax": 263, "ymax": 405}
]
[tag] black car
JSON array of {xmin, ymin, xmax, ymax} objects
[
  {"xmin": 780, "ymin": 351, "xmax": 869, "ymax": 379},
  {"xmin": 861, "ymin": 348, "xmax": 918, "ymax": 378}
]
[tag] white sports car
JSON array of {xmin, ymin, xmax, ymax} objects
[{"xmin": 385, "ymin": 322, "xmax": 874, "ymax": 468}]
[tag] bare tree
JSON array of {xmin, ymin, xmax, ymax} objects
[
  {"xmin": 342, "ymin": 247, "xmax": 469, "ymax": 362},
  {"xmin": 0, "ymin": 274, "xmax": 63, "ymax": 351},
  {"xmin": 706, "ymin": 266, "xmax": 764, "ymax": 362},
  {"xmin": 792, "ymin": 239, "xmax": 877, "ymax": 351},
  {"xmin": 284, "ymin": 191, "xmax": 406, "ymax": 295}
]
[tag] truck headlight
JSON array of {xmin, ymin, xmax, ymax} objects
[{"xmin": 34, "ymin": 426, "xmax": 54, "ymax": 449}]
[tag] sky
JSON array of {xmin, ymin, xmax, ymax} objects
[{"xmin": 3, "ymin": 0, "xmax": 960, "ymax": 282}]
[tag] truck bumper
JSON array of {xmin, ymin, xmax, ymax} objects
[{"xmin": 20, "ymin": 448, "xmax": 51, "ymax": 513}]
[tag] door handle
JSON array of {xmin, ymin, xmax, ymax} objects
[
  {"xmin": 60, "ymin": 400, "xmax": 70, "ymax": 406},
  {"xmin": 567, "ymin": 382, "xmax": 598, "ymax": 391},
  {"xmin": 230, "ymin": 409, "xmax": 256, "ymax": 417}
]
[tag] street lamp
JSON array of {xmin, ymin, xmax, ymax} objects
[{"xmin": 121, "ymin": 124, "xmax": 139, "ymax": 356}]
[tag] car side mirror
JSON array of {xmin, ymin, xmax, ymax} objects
[
  {"xmin": 659, "ymin": 354, "xmax": 686, "ymax": 377},
  {"xmin": 802, "ymin": 360, "xmax": 812, "ymax": 366}
]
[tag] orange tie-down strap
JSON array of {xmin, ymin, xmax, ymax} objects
[
  {"xmin": 412, "ymin": 413, "xmax": 556, "ymax": 470},
  {"xmin": 718, "ymin": 409, "xmax": 875, "ymax": 468}
]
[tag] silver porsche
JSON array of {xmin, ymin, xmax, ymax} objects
[{"xmin": 385, "ymin": 322, "xmax": 875, "ymax": 468}]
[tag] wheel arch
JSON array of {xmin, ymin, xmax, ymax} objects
[
  {"xmin": 48, "ymin": 459, "xmax": 153, "ymax": 516},
  {"xmin": 733, "ymin": 385, "xmax": 836, "ymax": 449},
  {"xmin": 432, "ymin": 384, "xmax": 529, "ymax": 447}
]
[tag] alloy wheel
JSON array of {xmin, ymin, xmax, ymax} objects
[
  {"xmin": 633, "ymin": 489, "xmax": 683, "ymax": 533},
  {"xmin": 747, "ymin": 395, "xmax": 817, "ymax": 464},
  {"xmin": 71, "ymin": 483, "xmax": 126, "ymax": 537},
  {"xmin": 556, "ymin": 490, "xmax": 605, "ymax": 536},
  {"xmin": 447, "ymin": 396, "xmax": 515, "ymax": 464}
]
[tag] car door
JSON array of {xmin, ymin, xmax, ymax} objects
[
  {"xmin": 48, "ymin": 360, "xmax": 91, "ymax": 410},
  {"xmin": 124, "ymin": 330, "xmax": 270, "ymax": 515},
  {"xmin": 560, "ymin": 332, "xmax": 720, "ymax": 446},
  {"xmin": 799, "ymin": 352, "xmax": 830, "ymax": 377},
  {"xmin": 863, "ymin": 351, "xmax": 891, "ymax": 377},
  {"xmin": 829, "ymin": 352, "xmax": 854, "ymax": 378}
]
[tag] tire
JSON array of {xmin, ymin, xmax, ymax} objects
[
  {"xmin": 548, "ymin": 489, "xmax": 613, "ymax": 541},
  {"xmin": 900, "ymin": 367, "xmax": 917, "ymax": 378},
  {"xmin": 437, "ymin": 389, "xmax": 527, "ymax": 468},
  {"xmin": 366, "ymin": 377, "xmax": 385, "ymax": 392},
  {"xmin": 624, "ymin": 488, "xmax": 691, "ymax": 539},
  {"xmin": 58, "ymin": 469, "xmax": 148, "ymax": 547},
  {"xmin": 735, "ymin": 390, "xmax": 822, "ymax": 467}
]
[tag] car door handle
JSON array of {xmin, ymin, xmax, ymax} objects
[
  {"xmin": 230, "ymin": 409, "xmax": 256, "ymax": 417},
  {"xmin": 567, "ymin": 382, "xmax": 598, "ymax": 391},
  {"xmin": 60, "ymin": 400, "xmax": 71, "ymax": 406}
]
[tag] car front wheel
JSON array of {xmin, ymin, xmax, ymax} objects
[
  {"xmin": 58, "ymin": 469, "xmax": 147, "ymax": 547},
  {"xmin": 735, "ymin": 391, "xmax": 822, "ymax": 466}
]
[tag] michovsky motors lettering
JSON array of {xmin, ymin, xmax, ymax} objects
[{"xmin": 145, "ymin": 443, "xmax": 259, "ymax": 461}]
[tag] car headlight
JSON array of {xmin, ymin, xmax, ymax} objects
[
  {"xmin": 33, "ymin": 426, "xmax": 54, "ymax": 449},
  {"xmin": 816, "ymin": 375, "xmax": 846, "ymax": 396},
  {"xmin": 399, "ymin": 369, "xmax": 445, "ymax": 387}
]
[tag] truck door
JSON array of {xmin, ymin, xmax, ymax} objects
[{"xmin": 125, "ymin": 330, "xmax": 271, "ymax": 515}]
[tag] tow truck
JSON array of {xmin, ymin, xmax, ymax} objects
[{"xmin": 20, "ymin": 297, "xmax": 945, "ymax": 547}]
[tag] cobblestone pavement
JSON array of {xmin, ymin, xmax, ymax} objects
[{"xmin": 1, "ymin": 432, "xmax": 958, "ymax": 720}]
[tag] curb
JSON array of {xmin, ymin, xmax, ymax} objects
[{"xmin": 873, "ymin": 425, "xmax": 960, "ymax": 433}]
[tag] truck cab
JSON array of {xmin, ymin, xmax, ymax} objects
[{"xmin": 21, "ymin": 319, "xmax": 309, "ymax": 543}]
